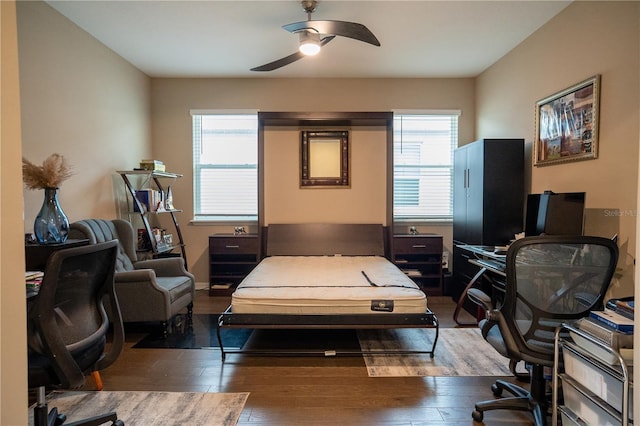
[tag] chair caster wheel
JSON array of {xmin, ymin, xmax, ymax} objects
[
  {"xmin": 472, "ymin": 410, "xmax": 484, "ymax": 422},
  {"xmin": 54, "ymin": 413, "xmax": 67, "ymax": 426},
  {"xmin": 113, "ymin": 420, "xmax": 125, "ymax": 426},
  {"xmin": 491, "ymin": 383, "xmax": 502, "ymax": 397}
]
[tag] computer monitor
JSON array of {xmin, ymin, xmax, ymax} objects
[{"xmin": 524, "ymin": 191, "xmax": 586, "ymax": 236}]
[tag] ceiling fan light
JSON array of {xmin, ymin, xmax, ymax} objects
[{"xmin": 299, "ymin": 32, "xmax": 321, "ymax": 56}]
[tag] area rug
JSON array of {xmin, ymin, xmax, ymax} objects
[
  {"xmin": 133, "ymin": 314, "xmax": 253, "ymax": 349},
  {"xmin": 358, "ymin": 327, "xmax": 513, "ymax": 377},
  {"xmin": 29, "ymin": 391, "xmax": 249, "ymax": 426}
]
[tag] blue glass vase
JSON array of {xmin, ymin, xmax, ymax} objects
[{"xmin": 34, "ymin": 187, "xmax": 69, "ymax": 244}]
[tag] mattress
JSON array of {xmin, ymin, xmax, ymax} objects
[{"xmin": 231, "ymin": 256, "xmax": 427, "ymax": 314}]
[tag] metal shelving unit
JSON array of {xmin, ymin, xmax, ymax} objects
[{"xmin": 117, "ymin": 170, "xmax": 187, "ymax": 267}]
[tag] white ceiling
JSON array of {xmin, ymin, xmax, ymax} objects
[{"xmin": 46, "ymin": 0, "xmax": 572, "ymax": 78}]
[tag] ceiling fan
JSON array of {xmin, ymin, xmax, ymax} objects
[{"xmin": 250, "ymin": 0, "xmax": 381, "ymax": 72}]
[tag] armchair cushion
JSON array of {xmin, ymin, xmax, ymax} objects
[{"xmin": 156, "ymin": 277, "xmax": 193, "ymax": 303}]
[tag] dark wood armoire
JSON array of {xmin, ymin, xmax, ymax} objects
[{"xmin": 450, "ymin": 138, "xmax": 525, "ymax": 312}]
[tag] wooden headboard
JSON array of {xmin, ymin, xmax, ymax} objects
[{"xmin": 265, "ymin": 224, "xmax": 386, "ymax": 256}]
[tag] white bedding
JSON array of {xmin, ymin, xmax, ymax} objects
[{"xmin": 231, "ymin": 256, "xmax": 427, "ymax": 314}]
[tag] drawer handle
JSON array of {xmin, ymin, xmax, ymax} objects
[
  {"xmin": 412, "ymin": 245, "xmax": 427, "ymax": 249},
  {"xmin": 225, "ymin": 245, "xmax": 240, "ymax": 249}
]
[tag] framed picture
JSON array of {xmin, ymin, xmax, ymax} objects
[
  {"xmin": 534, "ymin": 75, "xmax": 600, "ymax": 166},
  {"xmin": 300, "ymin": 130, "xmax": 350, "ymax": 187}
]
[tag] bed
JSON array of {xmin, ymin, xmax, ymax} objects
[{"xmin": 216, "ymin": 223, "xmax": 439, "ymax": 360}]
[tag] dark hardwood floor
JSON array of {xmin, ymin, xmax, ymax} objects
[{"xmin": 80, "ymin": 290, "xmax": 536, "ymax": 425}]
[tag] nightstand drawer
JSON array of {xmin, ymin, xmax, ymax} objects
[
  {"xmin": 393, "ymin": 236, "xmax": 442, "ymax": 254},
  {"xmin": 209, "ymin": 235, "xmax": 259, "ymax": 255}
]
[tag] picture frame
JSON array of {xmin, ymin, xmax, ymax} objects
[
  {"xmin": 300, "ymin": 130, "xmax": 350, "ymax": 187},
  {"xmin": 534, "ymin": 75, "xmax": 600, "ymax": 166}
]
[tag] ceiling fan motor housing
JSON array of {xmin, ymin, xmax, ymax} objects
[{"xmin": 301, "ymin": 0, "xmax": 318, "ymax": 15}]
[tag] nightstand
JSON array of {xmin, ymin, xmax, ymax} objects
[
  {"xmin": 208, "ymin": 234, "xmax": 259, "ymax": 296},
  {"xmin": 392, "ymin": 234, "xmax": 443, "ymax": 296}
]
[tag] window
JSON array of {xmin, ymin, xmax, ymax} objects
[
  {"xmin": 393, "ymin": 112, "xmax": 459, "ymax": 221},
  {"xmin": 191, "ymin": 112, "xmax": 258, "ymax": 222}
]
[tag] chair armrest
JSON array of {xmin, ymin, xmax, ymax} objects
[
  {"xmin": 467, "ymin": 288, "xmax": 493, "ymax": 312},
  {"xmin": 28, "ymin": 311, "xmax": 85, "ymax": 389},
  {"xmin": 95, "ymin": 291, "xmax": 125, "ymax": 371},
  {"xmin": 115, "ymin": 269, "xmax": 156, "ymax": 282},
  {"xmin": 134, "ymin": 257, "xmax": 191, "ymax": 278},
  {"xmin": 114, "ymin": 270, "xmax": 168, "ymax": 296}
]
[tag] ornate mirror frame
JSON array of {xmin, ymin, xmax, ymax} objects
[{"xmin": 300, "ymin": 130, "xmax": 350, "ymax": 187}]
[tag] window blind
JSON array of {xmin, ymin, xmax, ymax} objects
[
  {"xmin": 393, "ymin": 113, "xmax": 459, "ymax": 221},
  {"xmin": 192, "ymin": 113, "xmax": 258, "ymax": 221}
]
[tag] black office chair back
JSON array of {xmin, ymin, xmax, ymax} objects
[
  {"xmin": 501, "ymin": 235, "xmax": 618, "ymax": 365},
  {"xmin": 28, "ymin": 240, "xmax": 124, "ymax": 390}
]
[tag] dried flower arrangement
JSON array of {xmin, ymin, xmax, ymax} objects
[{"xmin": 22, "ymin": 153, "xmax": 73, "ymax": 190}]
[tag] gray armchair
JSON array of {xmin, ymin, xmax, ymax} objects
[{"xmin": 69, "ymin": 218, "xmax": 194, "ymax": 337}]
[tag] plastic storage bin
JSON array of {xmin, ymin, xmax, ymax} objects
[
  {"xmin": 563, "ymin": 343, "xmax": 633, "ymax": 418},
  {"xmin": 562, "ymin": 376, "xmax": 622, "ymax": 426}
]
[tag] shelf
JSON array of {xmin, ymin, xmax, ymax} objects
[
  {"xmin": 117, "ymin": 170, "xmax": 183, "ymax": 179},
  {"xmin": 118, "ymin": 169, "xmax": 187, "ymax": 268},
  {"xmin": 147, "ymin": 209, "xmax": 183, "ymax": 214}
]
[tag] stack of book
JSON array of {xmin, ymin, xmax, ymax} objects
[
  {"xmin": 571, "ymin": 299, "xmax": 634, "ymax": 365},
  {"xmin": 25, "ymin": 271, "xmax": 44, "ymax": 292},
  {"xmin": 134, "ymin": 189, "xmax": 165, "ymax": 212},
  {"xmin": 605, "ymin": 297, "xmax": 634, "ymax": 320},
  {"xmin": 589, "ymin": 308, "xmax": 634, "ymax": 335},
  {"xmin": 139, "ymin": 159, "xmax": 165, "ymax": 172}
]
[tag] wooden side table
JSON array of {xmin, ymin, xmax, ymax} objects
[
  {"xmin": 391, "ymin": 234, "xmax": 443, "ymax": 296},
  {"xmin": 208, "ymin": 234, "xmax": 259, "ymax": 296}
]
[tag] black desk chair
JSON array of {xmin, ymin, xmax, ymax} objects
[
  {"xmin": 28, "ymin": 240, "xmax": 125, "ymax": 426},
  {"xmin": 467, "ymin": 236, "xmax": 618, "ymax": 426}
]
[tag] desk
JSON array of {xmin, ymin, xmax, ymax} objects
[{"xmin": 453, "ymin": 244, "xmax": 508, "ymax": 326}]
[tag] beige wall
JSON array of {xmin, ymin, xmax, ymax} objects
[
  {"xmin": 2, "ymin": 1, "xmax": 28, "ymax": 423},
  {"xmin": 264, "ymin": 127, "xmax": 387, "ymax": 225},
  {"xmin": 476, "ymin": 1, "xmax": 640, "ymax": 299},
  {"xmin": 17, "ymin": 1, "xmax": 151, "ymax": 230},
  {"xmin": 13, "ymin": 2, "xmax": 150, "ymax": 421},
  {"xmin": 151, "ymin": 78, "xmax": 475, "ymax": 284}
]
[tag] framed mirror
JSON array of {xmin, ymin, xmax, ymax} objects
[{"xmin": 300, "ymin": 130, "xmax": 350, "ymax": 187}]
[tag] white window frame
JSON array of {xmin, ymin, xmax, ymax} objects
[
  {"xmin": 393, "ymin": 110, "xmax": 460, "ymax": 222},
  {"xmin": 191, "ymin": 110, "xmax": 258, "ymax": 223}
]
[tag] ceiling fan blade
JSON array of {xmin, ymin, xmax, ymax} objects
[
  {"xmin": 250, "ymin": 51, "xmax": 304, "ymax": 72},
  {"xmin": 283, "ymin": 20, "xmax": 380, "ymax": 46},
  {"xmin": 250, "ymin": 36, "xmax": 335, "ymax": 72}
]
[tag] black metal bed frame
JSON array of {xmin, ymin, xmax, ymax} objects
[{"xmin": 216, "ymin": 306, "xmax": 439, "ymax": 362}]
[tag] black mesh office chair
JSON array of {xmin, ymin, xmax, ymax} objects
[
  {"xmin": 467, "ymin": 236, "xmax": 618, "ymax": 426},
  {"xmin": 28, "ymin": 240, "xmax": 125, "ymax": 426}
]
